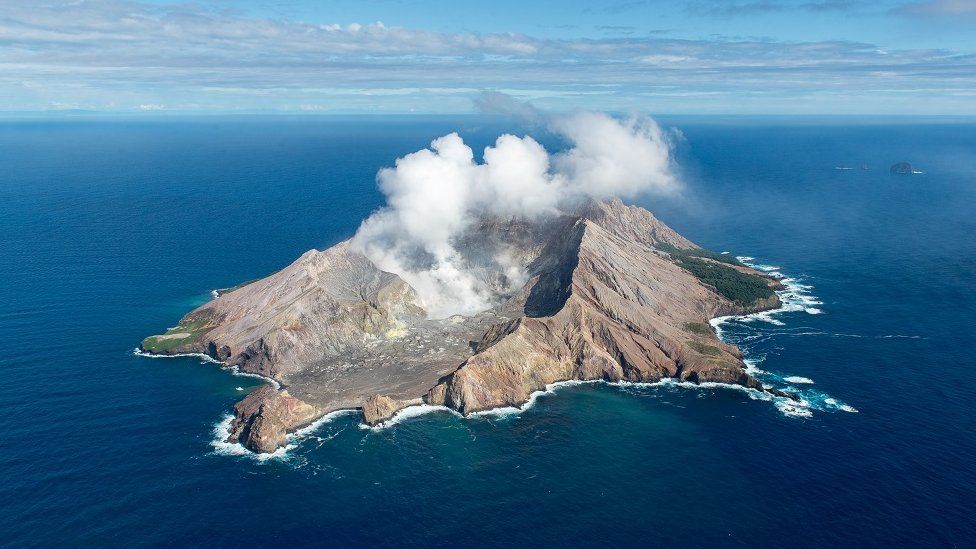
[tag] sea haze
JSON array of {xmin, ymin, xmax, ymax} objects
[{"xmin": 0, "ymin": 116, "xmax": 973, "ymax": 546}]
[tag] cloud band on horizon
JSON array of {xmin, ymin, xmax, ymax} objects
[{"xmin": 0, "ymin": 0, "xmax": 974, "ymax": 114}]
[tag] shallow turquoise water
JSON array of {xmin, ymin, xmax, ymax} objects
[{"xmin": 1, "ymin": 117, "xmax": 973, "ymax": 546}]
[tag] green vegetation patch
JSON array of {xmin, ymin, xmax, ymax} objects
[
  {"xmin": 687, "ymin": 340, "xmax": 722, "ymax": 356},
  {"xmin": 656, "ymin": 242, "xmax": 742, "ymax": 265},
  {"xmin": 657, "ymin": 243, "xmax": 775, "ymax": 307},
  {"xmin": 141, "ymin": 318, "xmax": 210, "ymax": 353},
  {"xmin": 683, "ymin": 322, "xmax": 713, "ymax": 335}
]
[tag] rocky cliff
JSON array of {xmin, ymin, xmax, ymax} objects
[{"xmin": 142, "ymin": 199, "xmax": 785, "ymax": 453}]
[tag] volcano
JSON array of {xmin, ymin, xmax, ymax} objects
[{"xmin": 142, "ymin": 199, "xmax": 785, "ymax": 453}]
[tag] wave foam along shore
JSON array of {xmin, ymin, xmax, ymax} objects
[
  {"xmin": 153, "ymin": 248, "xmax": 852, "ymax": 459},
  {"xmin": 210, "ymin": 414, "xmax": 289, "ymax": 460},
  {"xmin": 211, "ymin": 409, "xmax": 360, "ymax": 462},
  {"xmin": 217, "ymin": 372, "xmax": 860, "ymax": 461},
  {"xmin": 783, "ymin": 376, "xmax": 815, "ymax": 384},
  {"xmin": 361, "ymin": 404, "xmax": 461, "ymax": 431},
  {"xmin": 132, "ymin": 347, "xmax": 281, "ymax": 389},
  {"xmin": 710, "ymin": 256, "xmax": 858, "ymax": 418}
]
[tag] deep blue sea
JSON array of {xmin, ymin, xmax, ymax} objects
[{"xmin": 1, "ymin": 116, "xmax": 974, "ymax": 547}]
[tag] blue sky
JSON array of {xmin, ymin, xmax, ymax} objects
[{"xmin": 2, "ymin": 0, "xmax": 975, "ymax": 114}]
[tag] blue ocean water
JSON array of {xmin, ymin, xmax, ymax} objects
[{"xmin": 1, "ymin": 116, "xmax": 974, "ymax": 546}]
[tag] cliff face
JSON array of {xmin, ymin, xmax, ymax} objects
[
  {"xmin": 425, "ymin": 210, "xmax": 759, "ymax": 413},
  {"xmin": 142, "ymin": 199, "xmax": 782, "ymax": 452},
  {"xmin": 225, "ymin": 385, "xmax": 319, "ymax": 453}
]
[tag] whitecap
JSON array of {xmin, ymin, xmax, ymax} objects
[
  {"xmin": 775, "ymin": 401, "xmax": 813, "ymax": 418},
  {"xmin": 824, "ymin": 398, "xmax": 859, "ymax": 413},
  {"xmin": 783, "ymin": 376, "xmax": 815, "ymax": 385},
  {"xmin": 743, "ymin": 358, "xmax": 766, "ymax": 375}
]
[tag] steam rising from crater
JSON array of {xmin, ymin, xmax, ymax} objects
[{"xmin": 351, "ymin": 110, "xmax": 679, "ymax": 318}]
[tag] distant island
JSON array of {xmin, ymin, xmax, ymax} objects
[
  {"xmin": 141, "ymin": 199, "xmax": 791, "ymax": 453},
  {"xmin": 890, "ymin": 162, "xmax": 923, "ymax": 174}
]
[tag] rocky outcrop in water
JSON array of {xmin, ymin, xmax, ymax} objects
[
  {"xmin": 361, "ymin": 394, "xmax": 409, "ymax": 426},
  {"xmin": 225, "ymin": 385, "xmax": 319, "ymax": 453},
  {"xmin": 890, "ymin": 162, "xmax": 914, "ymax": 174},
  {"xmin": 142, "ymin": 199, "xmax": 784, "ymax": 453}
]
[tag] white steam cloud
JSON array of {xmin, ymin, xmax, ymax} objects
[{"xmin": 351, "ymin": 108, "xmax": 679, "ymax": 318}]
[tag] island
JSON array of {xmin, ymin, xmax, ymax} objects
[
  {"xmin": 890, "ymin": 161, "xmax": 916, "ymax": 174},
  {"xmin": 141, "ymin": 199, "xmax": 788, "ymax": 453}
]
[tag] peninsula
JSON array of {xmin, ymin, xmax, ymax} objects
[{"xmin": 142, "ymin": 199, "xmax": 786, "ymax": 453}]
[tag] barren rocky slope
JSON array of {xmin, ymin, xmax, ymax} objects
[{"xmin": 142, "ymin": 199, "xmax": 785, "ymax": 453}]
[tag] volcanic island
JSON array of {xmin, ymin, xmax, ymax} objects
[{"xmin": 141, "ymin": 198, "xmax": 789, "ymax": 453}]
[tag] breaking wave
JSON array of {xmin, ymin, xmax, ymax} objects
[
  {"xmin": 210, "ymin": 409, "xmax": 359, "ymax": 462},
  {"xmin": 203, "ymin": 254, "xmax": 859, "ymax": 459},
  {"xmin": 209, "ymin": 414, "xmax": 287, "ymax": 460},
  {"xmin": 360, "ymin": 404, "xmax": 461, "ymax": 430},
  {"xmin": 783, "ymin": 376, "xmax": 815, "ymax": 384},
  {"xmin": 709, "ymin": 256, "xmax": 857, "ymax": 418},
  {"xmin": 132, "ymin": 347, "xmax": 281, "ymax": 389},
  {"xmin": 133, "ymin": 346, "xmax": 221, "ymax": 364},
  {"xmin": 471, "ymin": 379, "xmax": 599, "ymax": 418}
]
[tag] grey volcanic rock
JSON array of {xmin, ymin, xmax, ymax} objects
[{"xmin": 143, "ymin": 199, "xmax": 784, "ymax": 453}]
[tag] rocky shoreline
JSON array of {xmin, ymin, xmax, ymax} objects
[{"xmin": 141, "ymin": 199, "xmax": 789, "ymax": 453}]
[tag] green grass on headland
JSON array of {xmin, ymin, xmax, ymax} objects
[
  {"xmin": 141, "ymin": 318, "xmax": 209, "ymax": 353},
  {"xmin": 683, "ymin": 322, "xmax": 713, "ymax": 335},
  {"xmin": 656, "ymin": 243, "xmax": 742, "ymax": 266},
  {"xmin": 657, "ymin": 243, "xmax": 776, "ymax": 307},
  {"xmin": 687, "ymin": 340, "xmax": 722, "ymax": 356}
]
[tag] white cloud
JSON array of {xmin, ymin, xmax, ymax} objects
[
  {"xmin": 351, "ymin": 107, "xmax": 678, "ymax": 317},
  {"xmin": 0, "ymin": 0, "xmax": 972, "ymax": 113}
]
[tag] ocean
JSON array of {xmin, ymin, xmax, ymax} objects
[{"xmin": 1, "ymin": 116, "xmax": 974, "ymax": 546}]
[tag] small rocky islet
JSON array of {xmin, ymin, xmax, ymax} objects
[
  {"xmin": 141, "ymin": 199, "xmax": 789, "ymax": 453},
  {"xmin": 890, "ymin": 161, "xmax": 922, "ymax": 174}
]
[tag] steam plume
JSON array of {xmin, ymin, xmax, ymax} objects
[{"xmin": 351, "ymin": 103, "xmax": 679, "ymax": 318}]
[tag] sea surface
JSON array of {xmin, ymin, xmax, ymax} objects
[{"xmin": 1, "ymin": 116, "xmax": 974, "ymax": 547}]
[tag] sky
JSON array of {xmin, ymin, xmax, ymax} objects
[{"xmin": 1, "ymin": 0, "xmax": 975, "ymax": 114}]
